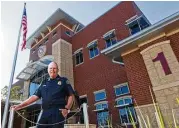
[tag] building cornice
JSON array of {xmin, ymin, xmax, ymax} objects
[{"xmin": 101, "ymin": 11, "xmax": 179, "ymax": 58}]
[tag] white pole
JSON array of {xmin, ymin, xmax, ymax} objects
[
  {"xmin": 1, "ymin": 3, "xmax": 25, "ymax": 128},
  {"xmin": 82, "ymin": 103, "xmax": 89, "ymax": 128},
  {"xmin": 8, "ymin": 109, "xmax": 15, "ymax": 128}
]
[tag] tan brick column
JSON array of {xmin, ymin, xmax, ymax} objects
[
  {"xmin": 52, "ymin": 38, "xmax": 74, "ymax": 88},
  {"xmin": 23, "ymin": 80, "xmax": 30, "ymax": 100},
  {"xmin": 135, "ymin": 104, "xmax": 158, "ymax": 128}
]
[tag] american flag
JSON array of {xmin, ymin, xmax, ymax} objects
[{"xmin": 21, "ymin": 3, "xmax": 27, "ymax": 51}]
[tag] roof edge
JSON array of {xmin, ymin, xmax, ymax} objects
[
  {"xmin": 26, "ymin": 8, "xmax": 84, "ymax": 47},
  {"xmin": 101, "ymin": 11, "xmax": 179, "ymax": 55},
  {"xmin": 73, "ymin": 1, "xmax": 122, "ymax": 36}
]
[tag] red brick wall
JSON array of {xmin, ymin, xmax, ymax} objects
[
  {"xmin": 29, "ymin": 24, "xmax": 73, "ymax": 61},
  {"xmin": 168, "ymin": 32, "xmax": 179, "ymax": 62},
  {"xmin": 72, "ymin": 1, "xmax": 141, "ymax": 51},
  {"xmin": 123, "ymin": 50, "xmax": 153, "ymax": 106},
  {"xmin": 60, "ymin": 25, "xmax": 73, "ymax": 43},
  {"xmin": 74, "ymin": 56, "xmax": 127, "ymax": 124},
  {"xmin": 29, "ymin": 32, "xmax": 53, "ymax": 61},
  {"xmin": 72, "ymin": 1, "xmax": 142, "ymax": 125}
]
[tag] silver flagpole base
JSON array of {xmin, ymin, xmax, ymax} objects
[{"xmin": 8, "ymin": 108, "xmax": 15, "ymax": 128}]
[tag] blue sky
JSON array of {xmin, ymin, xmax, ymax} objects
[{"xmin": 1, "ymin": 1, "xmax": 179, "ymax": 89}]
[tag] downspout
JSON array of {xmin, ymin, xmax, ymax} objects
[{"xmin": 112, "ymin": 58, "xmax": 124, "ymax": 65}]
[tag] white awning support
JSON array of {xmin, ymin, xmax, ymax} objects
[
  {"xmin": 82, "ymin": 103, "xmax": 89, "ymax": 128},
  {"xmin": 103, "ymin": 29, "xmax": 115, "ymax": 39},
  {"xmin": 86, "ymin": 39, "xmax": 98, "ymax": 48}
]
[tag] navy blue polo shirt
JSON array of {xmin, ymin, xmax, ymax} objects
[{"xmin": 34, "ymin": 75, "xmax": 74, "ymax": 110}]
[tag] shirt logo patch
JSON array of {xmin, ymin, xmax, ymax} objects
[
  {"xmin": 58, "ymin": 81, "xmax": 62, "ymax": 85},
  {"xmin": 66, "ymin": 80, "xmax": 70, "ymax": 84},
  {"xmin": 42, "ymin": 85, "xmax": 46, "ymax": 87}
]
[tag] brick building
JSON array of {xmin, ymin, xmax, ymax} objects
[
  {"xmin": 101, "ymin": 10, "xmax": 179, "ymax": 128},
  {"xmin": 13, "ymin": 1, "xmax": 179, "ymax": 128}
]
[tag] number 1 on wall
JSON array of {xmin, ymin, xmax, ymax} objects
[{"xmin": 152, "ymin": 52, "xmax": 172, "ymax": 75}]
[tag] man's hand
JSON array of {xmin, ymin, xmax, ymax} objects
[
  {"xmin": 10, "ymin": 95, "xmax": 39, "ymax": 111},
  {"xmin": 10, "ymin": 105, "xmax": 21, "ymax": 111},
  {"xmin": 61, "ymin": 109, "xmax": 69, "ymax": 118},
  {"xmin": 62, "ymin": 94, "xmax": 73, "ymax": 118}
]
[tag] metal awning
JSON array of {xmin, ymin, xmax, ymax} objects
[{"xmin": 16, "ymin": 55, "xmax": 54, "ymax": 81}]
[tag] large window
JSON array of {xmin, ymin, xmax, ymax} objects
[
  {"xmin": 116, "ymin": 97, "xmax": 132, "ymax": 106},
  {"xmin": 94, "ymin": 90, "xmax": 106, "ymax": 102},
  {"xmin": 29, "ymin": 68, "xmax": 49, "ymax": 97},
  {"xmin": 29, "ymin": 83, "xmax": 40, "ymax": 96},
  {"xmin": 114, "ymin": 83, "xmax": 129, "ymax": 96},
  {"xmin": 127, "ymin": 15, "xmax": 150, "ymax": 35},
  {"xmin": 96, "ymin": 102, "xmax": 108, "ymax": 110},
  {"xmin": 116, "ymin": 97, "xmax": 137, "ymax": 124},
  {"xmin": 103, "ymin": 29, "xmax": 117, "ymax": 48},
  {"xmin": 114, "ymin": 83, "xmax": 137, "ymax": 125},
  {"xmin": 87, "ymin": 41, "xmax": 99, "ymax": 59},
  {"xmin": 74, "ymin": 49, "xmax": 84, "ymax": 66},
  {"xmin": 94, "ymin": 90, "xmax": 108, "ymax": 127},
  {"xmin": 95, "ymin": 102, "xmax": 109, "ymax": 127}
]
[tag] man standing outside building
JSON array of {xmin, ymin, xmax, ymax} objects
[{"xmin": 11, "ymin": 62, "xmax": 74, "ymax": 128}]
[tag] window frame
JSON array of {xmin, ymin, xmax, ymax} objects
[
  {"xmin": 105, "ymin": 36, "xmax": 117, "ymax": 48},
  {"xmin": 94, "ymin": 89, "xmax": 107, "ymax": 102},
  {"xmin": 88, "ymin": 45, "xmax": 99, "ymax": 59},
  {"xmin": 79, "ymin": 94, "xmax": 87, "ymax": 98},
  {"xmin": 74, "ymin": 48, "xmax": 84, "ymax": 66},
  {"xmin": 103, "ymin": 29, "xmax": 117, "ymax": 48},
  {"xmin": 139, "ymin": 16, "xmax": 150, "ymax": 30},
  {"xmin": 126, "ymin": 15, "xmax": 150, "ymax": 35},
  {"xmin": 115, "ymin": 96, "xmax": 137, "ymax": 125},
  {"xmin": 80, "ymin": 94, "xmax": 88, "ymax": 104},
  {"xmin": 119, "ymin": 106, "xmax": 137, "ymax": 125},
  {"xmin": 114, "ymin": 82, "xmax": 130, "ymax": 96},
  {"xmin": 29, "ymin": 82, "xmax": 40, "ymax": 96},
  {"xmin": 94, "ymin": 101, "xmax": 108, "ymax": 111},
  {"xmin": 96, "ymin": 111, "xmax": 109, "ymax": 127},
  {"xmin": 94, "ymin": 101, "xmax": 109, "ymax": 127},
  {"xmin": 87, "ymin": 40, "xmax": 100, "ymax": 59},
  {"xmin": 115, "ymin": 96, "xmax": 132, "ymax": 107},
  {"xmin": 128, "ymin": 20, "xmax": 141, "ymax": 35}
]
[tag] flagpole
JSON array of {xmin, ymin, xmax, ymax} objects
[{"xmin": 2, "ymin": 3, "xmax": 25, "ymax": 128}]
